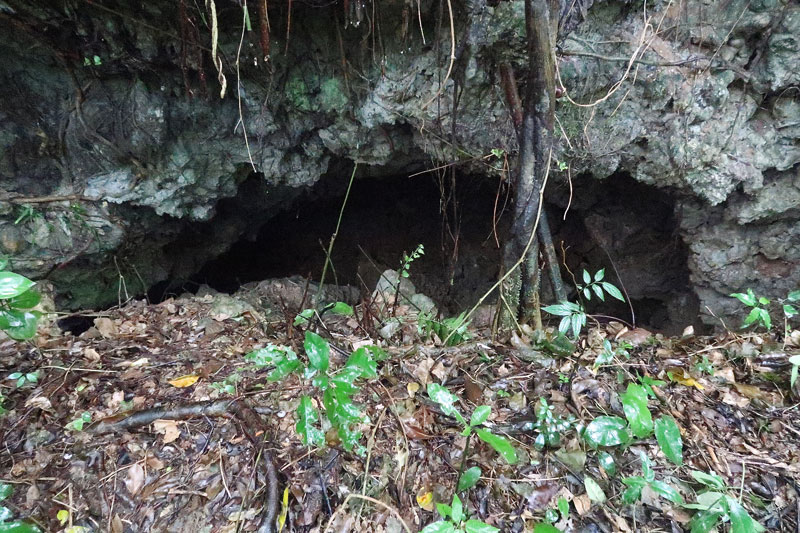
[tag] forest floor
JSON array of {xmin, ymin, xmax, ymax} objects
[{"xmin": 1, "ymin": 279, "xmax": 799, "ymax": 533}]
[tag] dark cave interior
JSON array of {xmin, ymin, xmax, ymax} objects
[{"xmin": 146, "ymin": 167, "xmax": 699, "ymax": 334}]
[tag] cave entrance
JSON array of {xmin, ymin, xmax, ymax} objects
[{"xmin": 182, "ymin": 167, "xmax": 509, "ymax": 314}]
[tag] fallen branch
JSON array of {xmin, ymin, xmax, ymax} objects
[{"xmin": 89, "ymin": 399, "xmax": 279, "ymax": 533}]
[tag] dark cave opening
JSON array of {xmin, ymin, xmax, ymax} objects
[{"xmin": 148, "ymin": 167, "xmax": 699, "ymax": 333}]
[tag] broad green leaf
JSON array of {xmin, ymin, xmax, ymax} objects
[
  {"xmin": 293, "ymin": 308, "xmax": 315, "ymax": 326},
  {"xmin": 689, "ymin": 509, "xmax": 724, "ymax": 533},
  {"xmin": 0, "ymin": 310, "xmax": 38, "ymax": 340},
  {"xmin": 457, "ymin": 466, "xmax": 481, "ymax": 492},
  {"xmin": 557, "ymin": 496, "xmax": 569, "ymax": 519},
  {"xmin": 470, "ymin": 406, "xmax": 491, "ymax": 427},
  {"xmin": 595, "ymin": 269, "xmax": 605, "ymax": 281},
  {"xmin": 649, "ymin": 480, "xmax": 684, "ymax": 504},
  {"xmin": 584, "ymin": 477, "xmax": 606, "ymax": 503},
  {"xmin": 583, "ymin": 287, "xmax": 591, "ymax": 300},
  {"xmin": 570, "ymin": 313, "xmax": 583, "ymax": 338},
  {"xmin": 267, "ymin": 358, "xmax": 301, "ymax": 381},
  {"xmin": 0, "ymin": 521, "xmax": 43, "ymax": 533},
  {"xmin": 757, "ymin": 296, "xmax": 770, "ymax": 306},
  {"xmin": 464, "ymin": 520, "xmax": 500, "ymax": 533},
  {"xmin": 295, "ymin": 396, "xmax": 324, "ymax": 447},
  {"xmin": 304, "ymin": 331, "xmax": 330, "ymax": 372},
  {"xmin": 584, "ymin": 416, "xmax": 629, "ymax": 447},
  {"xmin": 621, "ymin": 384, "xmax": 653, "ymax": 438},
  {"xmin": 532, "ymin": 525, "xmax": 561, "ymax": 533},
  {"xmin": 784, "ymin": 304, "xmax": 798, "ymax": 318},
  {"xmin": 639, "ymin": 450, "xmax": 654, "ymax": 482},
  {"xmin": 592, "ymin": 284, "xmax": 605, "ymax": 301},
  {"xmin": 583, "ymin": 270, "xmax": 591, "ymax": 284},
  {"xmin": 731, "ymin": 291, "xmax": 756, "ymax": 306},
  {"xmin": 8, "ymin": 289, "xmax": 40, "ymax": 310},
  {"xmin": 655, "ymin": 416, "xmax": 683, "ymax": 465},
  {"xmin": 345, "ymin": 347, "xmax": 377, "ymax": 378},
  {"xmin": 787, "ymin": 290, "xmax": 800, "ymax": 301},
  {"xmin": 742, "ymin": 307, "xmax": 761, "ymax": 327},
  {"xmin": 0, "ymin": 272, "xmax": 34, "ymax": 300},
  {"xmin": 558, "ymin": 316, "xmax": 571, "ymax": 334},
  {"xmin": 0, "ymin": 484, "xmax": 11, "ymax": 500},
  {"xmin": 685, "ymin": 491, "xmax": 725, "ymax": 511},
  {"xmin": 450, "ymin": 494, "xmax": 463, "ymax": 524},
  {"xmin": 690, "ymin": 471, "xmax": 726, "ymax": 490},
  {"xmin": 436, "ymin": 503, "xmax": 451, "ymax": 519},
  {"xmin": 598, "ymin": 451, "xmax": 616, "ymax": 476},
  {"xmin": 328, "ymin": 301, "xmax": 354, "ymax": 315},
  {"xmin": 621, "ymin": 477, "xmax": 646, "ymax": 504},
  {"xmin": 475, "ymin": 427, "xmax": 517, "ymax": 464},
  {"xmin": 601, "ymin": 282, "xmax": 625, "ymax": 302},
  {"xmin": 725, "ymin": 496, "xmax": 765, "ymax": 533},
  {"xmin": 420, "ymin": 521, "xmax": 456, "ymax": 533},
  {"xmin": 543, "ymin": 304, "xmax": 572, "ymax": 317},
  {"xmin": 759, "ymin": 308, "xmax": 771, "ymax": 329},
  {"xmin": 428, "ymin": 383, "xmax": 466, "ymax": 425}
]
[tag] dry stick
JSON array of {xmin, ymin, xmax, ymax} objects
[
  {"xmin": 316, "ymin": 163, "xmax": 358, "ymax": 304},
  {"xmin": 442, "ymin": 148, "xmax": 553, "ymax": 346},
  {"xmin": 89, "ymin": 399, "xmax": 279, "ymax": 533}
]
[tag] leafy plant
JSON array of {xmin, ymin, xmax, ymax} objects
[
  {"xmin": 427, "ymin": 383, "xmax": 517, "ymax": 465},
  {"xmin": 730, "ymin": 289, "xmax": 772, "ymax": 330},
  {"xmin": 399, "ymin": 243, "xmax": 425, "ymax": 279},
  {"xmin": 244, "ymin": 333, "xmax": 381, "ymax": 454},
  {"xmin": 66, "ymin": 412, "xmax": 92, "ymax": 432},
  {"xmin": 621, "ymin": 451, "xmax": 683, "ymax": 505},
  {"xmin": 419, "ymin": 311, "xmax": 471, "ymax": 346},
  {"xmin": 543, "ymin": 269, "xmax": 624, "ymax": 339},
  {"xmin": 7, "ymin": 371, "xmax": 38, "ymax": 389},
  {"xmin": 0, "ymin": 258, "xmax": 42, "ymax": 341},
  {"xmin": 594, "ymin": 339, "xmax": 632, "ymax": 368},
  {"xmin": 0, "ymin": 483, "xmax": 42, "ymax": 533},
  {"xmin": 693, "ymin": 355, "xmax": 714, "ymax": 376},
  {"xmin": 685, "ymin": 470, "xmax": 765, "ymax": 533},
  {"xmin": 209, "ymin": 372, "xmax": 242, "ymax": 395},
  {"xmin": 293, "ymin": 300, "xmax": 354, "ymax": 327},
  {"xmin": 13, "ymin": 205, "xmax": 42, "ymax": 226},
  {"xmin": 530, "ymin": 398, "xmax": 575, "ymax": 449},
  {"xmin": 421, "ymin": 493, "xmax": 498, "ymax": 533}
]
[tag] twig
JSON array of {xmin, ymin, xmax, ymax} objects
[
  {"xmin": 317, "ymin": 163, "xmax": 358, "ymax": 303},
  {"xmin": 322, "ymin": 494, "xmax": 412, "ymax": 533}
]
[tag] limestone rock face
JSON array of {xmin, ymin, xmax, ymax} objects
[{"xmin": 0, "ymin": 0, "xmax": 797, "ymax": 325}]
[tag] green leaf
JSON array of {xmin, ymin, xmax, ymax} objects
[
  {"xmin": 570, "ymin": 313, "xmax": 583, "ymax": 339},
  {"xmin": 690, "ymin": 471, "xmax": 726, "ymax": 490},
  {"xmin": 0, "ymin": 484, "xmax": 12, "ymax": 501},
  {"xmin": 0, "ymin": 310, "xmax": 38, "ymax": 340},
  {"xmin": 639, "ymin": 450, "xmax": 655, "ymax": 482},
  {"xmin": 295, "ymin": 396, "xmax": 324, "ymax": 447},
  {"xmin": 450, "ymin": 494, "xmax": 463, "ymax": 524},
  {"xmin": 304, "ymin": 331, "xmax": 330, "ymax": 372},
  {"xmin": 0, "ymin": 272, "xmax": 35, "ymax": 300},
  {"xmin": 293, "ymin": 308, "xmax": 315, "ymax": 326},
  {"xmin": 621, "ymin": 384, "xmax": 653, "ymax": 438},
  {"xmin": 427, "ymin": 383, "xmax": 466, "ymax": 425},
  {"xmin": 725, "ymin": 496, "xmax": 765, "ymax": 533},
  {"xmin": 0, "ymin": 521, "xmax": 43, "ymax": 533},
  {"xmin": 584, "ymin": 477, "xmax": 606, "ymax": 503},
  {"xmin": 787, "ymin": 290, "xmax": 800, "ymax": 302},
  {"xmin": 784, "ymin": 304, "xmax": 798, "ymax": 318},
  {"xmin": 655, "ymin": 416, "xmax": 683, "ymax": 465},
  {"xmin": 475, "ymin": 427, "xmax": 517, "ymax": 464},
  {"xmin": 601, "ymin": 282, "xmax": 625, "ymax": 302},
  {"xmin": 0, "ymin": 258, "xmax": 7, "ymax": 270},
  {"xmin": 731, "ymin": 291, "xmax": 756, "ymax": 307},
  {"xmin": 8, "ymin": 290, "xmax": 40, "ymax": 310},
  {"xmin": 583, "ymin": 270, "xmax": 591, "ymax": 284},
  {"xmin": 436, "ymin": 503, "xmax": 451, "ymax": 519},
  {"xmin": 345, "ymin": 347, "xmax": 378, "ymax": 379},
  {"xmin": 583, "ymin": 287, "xmax": 591, "ymax": 300},
  {"xmin": 592, "ymin": 284, "xmax": 605, "ymax": 301},
  {"xmin": 267, "ymin": 358, "xmax": 301, "ymax": 381},
  {"xmin": 470, "ymin": 405, "xmax": 491, "ymax": 427},
  {"xmin": 584, "ymin": 416, "xmax": 629, "ymax": 447},
  {"xmin": 621, "ymin": 477, "xmax": 646, "ymax": 504},
  {"xmin": 420, "ymin": 521, "xmax": 456, "ymax": 533},
  {"xmin": 327, "ymin": 301, "xmax": 354, "ymax": 316},
  {"xmin": 759, "ymin": 308, "xmax": 771, "ymax": 329},
  {"xmin": 757, "ymin": 296, "xmax": 770, "ymax": 306},
  {"xmin": 742, "ymin": 307, "xmax": 761, "ymax": 327},
  {"xmin": 542, "ymin": 304, "xmax": 572, "ymax": 317},
  {"xmin": 689, "ymin": 508, "xmax": 724, "ymax": 533},
  {"xmin": 650, "ymin": 480, "xmax": 684, "ymax": 504},
  {"xmin": 598, "ymin": 451, "xmax": 616, "ymax": 476},
  {"xmin": 558, "ymin": 316, "xmax": 571, "ymax": 334},
  {"xmin": 532, "ymin": 525, "xmax": 561, "ymax": 533},
  {"xmin": 457, "ymin": 466, "xmax": 481, "ymax": 492},
  {"xmin": 464, "ymin": 520, "xmax": 500, "ymax": 533},
  {"xmin": 557, "ymin": 496, "xmax": 569, "ymax": 519}
]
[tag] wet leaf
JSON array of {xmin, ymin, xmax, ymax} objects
[
  {"xmin": 688, "ymin": 508, "xmax": 724, "ymax": 533},
  {"xmin": 598, "ymin": 451, "xmax": 617, "ymax": 476},
  {"xmin": 584, "ymin": 416, "xmax": 629, "ymax": 447},
  {"xmin": 654, "ymin": 416, "xmax": 683, "ymax": 465},
  {"xmin": 428, "ymin": 383, "xmax": 466, "ymax": 425},
  {"xmin": 327, "ymin": 301, "xmax": 353, "ymax": 315},
  {"xmin": 725, "ymin": 496, "xmax": 765, "ymax": 533},
  {"xmin": 533, "ymin": 525, "xmax": 562, "ymax": 533},
  {"xmin": 475, "ymin": 427, "xmax": 517, "ymax": 464},
  {"xmin": 458, "ymin": 467, "xmax": 481, "ymax": 492},
  {"xmin": 451, "ymin": 494, "xmax": 463, "ymax": 523},
  {"xmin": 420, "ymin": 521, "xmax": 456, "ymax": 533},
  {"xmin": 296, "ymin": 396, "xmax": 324, "ymax": 447},
  {"xmin": 345, "ymin": 347, "xmax": 378, "ymax": 378},
  {"xmin": 464, "ymin": 521, "xmax": 499, "ymax": 533},
  {"xmin": 649, "ymin": 480, "xmax": 683, "ymax": 504},
  {"xmin": 0, "ymin": 272, "xmax": 34, "ymax": 299},
  {"xmin": 621, "ymin": 384, "xmax": 653, "ymax": 438},
  {"xmin": 8, "ymin": 289, "xmax": 40, "ymax": 310},
  {"xmin": 470, "ymin": 405, "xmax": 491, "ymax": 427},
  {"xmin": 304, "ymin": 331, "xmax": 330, "ymax": 372},
  {"xmin": 690, "ymin": 471, "xmax": 726, "ymax": 490}
]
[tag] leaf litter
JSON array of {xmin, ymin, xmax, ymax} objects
[{"xmin": 0, "ymin": 279, "xmax": 798, "ymax": 532}]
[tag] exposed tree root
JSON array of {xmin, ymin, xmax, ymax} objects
[{"xmin": 89, "ymin": 399, "xmax": 279, "ymax": 533}]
